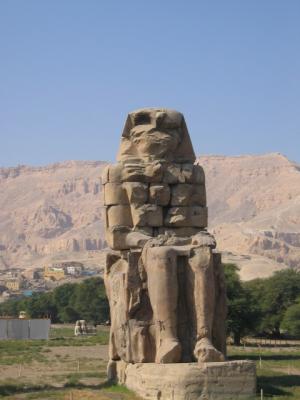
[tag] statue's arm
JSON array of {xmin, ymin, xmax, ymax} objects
[{"xmin": 125, "ymin": 230, "xmax": 152, "ymax": 248}]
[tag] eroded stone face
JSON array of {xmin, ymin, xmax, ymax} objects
[
  {"xmin": 121, "ymin": 110, "xmax": 182, "ymax": 161},
  {"xmin": 103, "ymin": 108, "xmax": 227, "ymax": 369}
]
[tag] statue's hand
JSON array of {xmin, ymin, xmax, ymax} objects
[
  {"xmin": 143, "ymin": 235, "xmax": 169, "ymax": 248},
  {"xmin": 140, "ymin": 235, "xmax": 170, "ymax": 272},
  {"xmin": 191, "ymin": 231, "xmax": 216, "ymax": 249},
  {"xmin": 144, "ymin": 233, "xmax": 191, "ymax": 249}
]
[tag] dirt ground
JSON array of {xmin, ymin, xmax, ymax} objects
[
  {"xmin": 0, "ymin": 345, "xmax": 109, "ymax": 382},
  {"xmin": 0, "ymin": 326, "xmax": 141, "ymax": 399}
]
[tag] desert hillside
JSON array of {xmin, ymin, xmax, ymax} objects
[
  {"xmin": 199, "ymin": 153, "xmax": 300, "ymax": 278},
  {"xmin": 0, "ymin": 161, "xmax": 107, "ymax": 270},
  {"xmin": 0, "ymin": 153, "xmax": 299, "ymax": 279}
]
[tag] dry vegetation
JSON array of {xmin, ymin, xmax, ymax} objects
[{"xmin": 228, "ymin": 345, "xmax": 300, "ymax": 399}]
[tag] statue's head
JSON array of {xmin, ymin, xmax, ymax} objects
[{"xmin": 117, "ymin": 108, "xmax": 196, "ymax": 163}]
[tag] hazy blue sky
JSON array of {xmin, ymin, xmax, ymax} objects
[{"xmin": 1, "ymin": 1, "xmax": 299, "ymax": 166}]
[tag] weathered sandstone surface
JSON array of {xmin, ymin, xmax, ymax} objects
[{"xmin": 114, "ymin": 360, "xmax": 256, "ymax": 400}]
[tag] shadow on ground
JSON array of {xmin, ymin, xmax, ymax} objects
[
  {"xmin": 229, "ymin": 354, "xmax": 300, "ymax": 362},
  {"xmin": 257, "ymin": 375, "xmax": 300, "ymax": 397}
]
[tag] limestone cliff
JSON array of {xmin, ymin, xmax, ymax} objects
[
  {"xmin": 199, "ymin": 153, "xmax": 300, "ymax": 278},
  {"xmin": 0, "ymin": 161, "xmax": 107, "ymax": 269}
]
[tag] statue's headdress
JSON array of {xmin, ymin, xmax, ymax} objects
[{"xmin": 117, "ymin": 108, "xmax": 196, "ymax": 163}]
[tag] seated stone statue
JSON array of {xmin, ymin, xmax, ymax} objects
[{"xmin": 103, "ymin": 108, "xmax": 227, "ymax": 366}]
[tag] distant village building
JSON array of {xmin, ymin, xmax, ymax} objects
[
  {"xmin": 0, "ymin": 285, "xmax": 7, "ymax": 296},
  {"xmin": 22, "ymin": 267, "xmax": 43, "ymax": 280},
  {"xmin": 66, "ymin": 264, "xmax": 83, "ymax": 276},
  {"xmin": 44, "ymin": 261, "xmax": 84, "ymax": 281},
  {"xmin": 5, "ymin": 278, "xmax": 22, "ymax": 292},
  {"xmin": 44, "ymin": 265, "xmax": 65, "ymax": 281}
]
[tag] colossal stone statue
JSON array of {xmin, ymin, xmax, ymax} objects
[{"xmin": 103, "ymin": 108, "xmax": 227, "ymax": 367}]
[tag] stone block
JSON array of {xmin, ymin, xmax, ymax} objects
[
  {"xmin": 105, "ymin": 226, "xmax": 131, "ymax": 250},
  {"xmin": 107, "ymin": 205, "xmax": 133, "ymax": 227},
  {"xmin": 181, "ymin": 163, "xmax": 193, "ymax": 182},
  {"xmin": 162, "ymin": 163, "xmax": 206, "ymax": 185},
  {"xmin": 121, "ymin": 163, "xmax": 163, "ymax": 183},
  {"xmin": 121, "ymin": 163, "xmax": 146, "ymax": 182},
  {"xmin": 165, "ymin": 206, "xmax": 207, "ymax": 228},
  {"xmin": 123, "ymin": 182, "xmax": 148, "ymax": 204},
  {"xmin": 191, "ymin": 164, "xmax": 205, "ymax": 184},
  {"xmin": 113, "ymin": 360, "xmax": 256, "ymax": 400},
  {"xmin": 165, "ymin": 207, "xmax": 188, "ymax": 227},
  {"xmin": 149, "ymin": 184, "xmax": 170, "ymax": 205},
  {"xmin": 133, "ymin": 226, "xmax": 153, "ymax": 236},
  {"xmin": 191, "ymin": 206, "xmax": 208, "ymax": 227},
  {"xmin": 178, "ymin": 163, "xmax": 206, "ymax": 184},
  {"xmin": 171, "ymin": 184, "xmax": 194, "ymax": 206},
  {"xmin": 163, "ymin": 164, "xmax": 184, "ymax": 184},
  {"xmin": 104, "ymin": 183, "xmax": 128, "ymax": 205},
  {"xmin": 107, "ymin": 164, "xmax": 123, "ymax": 182},
  {"xmin": 131, "ymin": 204, "xmax": 163, "ymax": 227},
  {"xmin": 191, "ymin": 184, "xmax": 206, "ymax": 206},
  {"xmin": 170, "ymin": 184, "xmax": 206, "ymax": 207},
  {"xmin": 144, "ymin": 163, "xmax": 163, "ymax": 182}
]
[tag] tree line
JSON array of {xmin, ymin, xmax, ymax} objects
[
  {"xmin": 0, "ymin": 277, "xmax": 109, "ymax": 326},
  {"xmin": 225, "ymin": 264, "xmax": 300, "ymax": 344},
  {"xmin": 0, "ymin": 267, "xmax": 300, "ymax": 344}
]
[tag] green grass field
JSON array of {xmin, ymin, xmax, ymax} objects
[
  {"xmin": 1, "ymin": 326, "xmax": 300, "ymax": 399},
  {"xmin": 228, "ymin": 346, "xmax": 300, "ymax": 399},
  {"xmin": 0, "ymin": 325, "xmax": 141, "ymax": 399}
]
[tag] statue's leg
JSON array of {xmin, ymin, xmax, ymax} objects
[
  {"xmin": 144, "ymin": 246, "xmax": 182, "ymax": 363},
  {"xmin": 187, "ymin": 246, "xmax": 224, "ymax": 363}
]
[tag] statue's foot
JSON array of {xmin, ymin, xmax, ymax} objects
[
  {"xmin": 194, "ymin": 338, "xmax": 225, "ymax": 363},
  {"xmin": 156, "ymin": 339, "xmax": 182, "ymax": 363}
]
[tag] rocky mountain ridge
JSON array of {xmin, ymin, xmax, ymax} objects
[
  {"xmin": 0, "ymin": 161, "xmax": 107, "ymax": 270},
  {"xmin": 0, "ymin": 154, "xmax": 299, "ymax": 279},
  {"xmin": 200, "ymin": 153, "xmax": 300, "ymax": 277}
]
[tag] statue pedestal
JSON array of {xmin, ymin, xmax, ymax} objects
[{"xmin": 110, "ymin": 360, "xmax": 256, "ymax": 400}]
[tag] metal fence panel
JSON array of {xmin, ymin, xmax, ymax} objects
[
  {"xmin": 7, "ymin": 319, "xmax": 29, "ymax": 339},
  {"xmin": 29, "ymin": 319, "xmax": 50, "ymax": 339},
  {"xmin": 0, "ymin": 319, "xmax": 51, "ymax": 339},
  {"xmin": 0, "ymin": 319, "xmax": 8, "ymax": 339}
]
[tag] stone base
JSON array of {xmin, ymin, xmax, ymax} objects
[{"xmin": 109, "ymin": 360, "xmax": 256, "ymax": 400}]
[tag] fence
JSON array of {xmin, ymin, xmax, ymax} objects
[{"xmin": 0, "ymin": 318, "xmax": 50, "ymax": 339}]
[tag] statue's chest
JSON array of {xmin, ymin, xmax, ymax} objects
[{"xmin": 103, "ymin": 163, "xmax": 207, "ymax": 229}]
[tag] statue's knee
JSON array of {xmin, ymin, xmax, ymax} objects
[
  {"xmin": 147, "ymin": 247, "xmax": 176, "ymax": 270},
  {"xmin": 189, "ymin": 251, "xmax": 212, "ymax": 272},
  {"xmin": 149, "ymin": 246, "xmax": 174, "ymax": 259}
]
